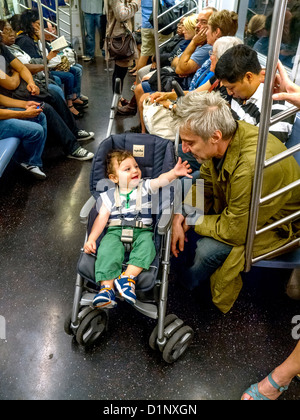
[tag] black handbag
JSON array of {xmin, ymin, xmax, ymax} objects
[
  {"xmin": 106, "ymin": 18, "xmax": 137, "ymax": 61},
  {"xmin": 149, "ymin": 1, "xmax": 177, "ymax": 35}
]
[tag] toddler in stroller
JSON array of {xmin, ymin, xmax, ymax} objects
[
  {"xmin": 65, "ymin": 132, "xmax": 195, "ymax": 363},
  {"xmin": 83, "ymin": 149, "xmax": 192, "ymax": 309}
]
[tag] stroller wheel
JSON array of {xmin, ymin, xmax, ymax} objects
[
  {"xmin": 149, "ymin": 314, "xmax": 178, "ymax": 350},
  {"xmin": 76, "ymin": 309, "xmax": 108, "ymax": 347},
  {"xmin": 162, "ymin": 325, "xmax": 194, "ymax": 364},
  {"xmin": 64, "ymin": 312, "xmax": 73, "ymax": 336}
]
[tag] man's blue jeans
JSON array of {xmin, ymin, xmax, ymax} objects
[
  {"xmin": 84, "ymin": 13, "xmax": 102, "ymax": 58},
  {"xmin": 0, "ymin": 111, "xmax": 47, "ymax": 168},
  {"xmin": 175, "ymin": 230, "xmax": 233, "ymax": 291}
]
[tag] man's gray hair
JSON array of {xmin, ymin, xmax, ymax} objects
[
  {"xmin": 173, "ymin": 90, "xmax": 236, "ymax": 141},
  {"xmin": 214, "ymin": 36, "xmax": 243, "ymax": 59}
]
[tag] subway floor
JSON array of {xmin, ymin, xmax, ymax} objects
[{"xmin": 0, "ymin": 57, "xmax": 299, "ymax": 400}]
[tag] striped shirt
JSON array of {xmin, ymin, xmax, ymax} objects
[
  {"xmin": 100, "ymin": 179, "xmax": 155, "ymax": 225},
  {"xmin": 230, "ymin": 83, "xmax": 293, "ymax": 143}
]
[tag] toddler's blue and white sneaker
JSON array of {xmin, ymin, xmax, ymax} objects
[
  {"xmin": 114, "ymin": 273, "xmax": 137, "ymax": 305},
  {"xmin": 93, "ymin": 286, "xmax": 117, "ymax": 309}
]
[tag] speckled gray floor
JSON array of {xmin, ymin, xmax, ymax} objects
[{"xmin": 0, "ymin": 57, "xmax": 299, "ymax": 400}]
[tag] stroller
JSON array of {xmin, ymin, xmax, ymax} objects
[{"xmin": 64, "ymin": 83, "xmax": 194, "ymax": 364}]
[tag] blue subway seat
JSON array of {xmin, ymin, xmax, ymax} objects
[{"xmin": 0, "ymin": 137, "xmax": 20, "ymax": 177}]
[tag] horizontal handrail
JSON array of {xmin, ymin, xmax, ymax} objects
[
  {"xmin": 158, "ymin": 8, "xmax": 198, "ymax": 34},
  {"xmin": 252, "ymin": 237, "xmax": 300, "ymax": 264},
  {"xmin": 269, "ymin": 106, "xmax": 299, "ymax": 126},
  {"xmin": 158, "ymin": 0, "xmax": 198, "ymax": 18},
  {"xmin": 255, "ymin": 209, "xmax": 300, "ymax": 236},
  {"xmin": 264, "ymin": 143, "xmax": 300, "ymax": 168},
  {"xmin": 259, "ymin": 180, "xmax": 300, "ymax": 205}
]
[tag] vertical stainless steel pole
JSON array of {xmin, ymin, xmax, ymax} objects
[
  {"xmin": 36, "ymin": 0, "xmax": 49, "ymax": 88},
  {"xmin": 244, "ymin": 0, "xmax": 288, "ymax": 271},
  {"xmin": 153, "ymin": 0, "xmax": 162, "ymax": 92}
]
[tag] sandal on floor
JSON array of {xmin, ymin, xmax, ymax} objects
[
  {"xmin": 69, "ymin": 105, "xmax": 84, "ymax": 119},
  {"xmin": 242, "ymin": 371, "xmax": 289, "ymax": 400},
  {"xmin": 73, "ymin": 96, "xmax": 89, "ymax": 108}
]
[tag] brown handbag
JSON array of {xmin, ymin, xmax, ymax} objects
[{"xmin": 106, "ymin": 18, "xmax": 137, "ymax": 61}]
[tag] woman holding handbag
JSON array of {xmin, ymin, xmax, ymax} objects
[{"xmin": 104, "ymin": 0, "xmax": 141, "ymax": 101}]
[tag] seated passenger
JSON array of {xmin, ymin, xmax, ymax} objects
[
  {"xmin": 0, "ymin": 40, "xmax": 94, "ymax": 161},
  {"xmin": 15, "ymin": 9, "xmax": 86, "ymax": 118},
  {"xmin": 83, "ymin": 150, "xmax": 192, "ymax": 308},
  {"xmin": 172, "ymin": 91, "xmax": 300, "ymax": 314},
  {"xmin": 215, "ymin": 44, "xmax": 293, "ymax": 143},
  {"xmin": 118, "ymin": 9, "xmax": 214, "ymax": 116},
  {"xmin": 0, "ymin": 94, "xmax": 47, "ymax": 179},
  {"xmin": 142, "ymin": 36, "xmax": 242, "ymax": 135},
  {"xmin": 135, "ymin": 9, "xmax": 239, "ymax": 127},
  {"xmin": 253, "ymin": 10, "xmax": 300, "ymax": 69},
  {"xmin": 0, "ymin": 18, "xmax": 65, "ymax": 100}
]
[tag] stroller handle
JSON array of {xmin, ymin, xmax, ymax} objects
[
  {"xmin": 172, "ymin": 81, "xmax": 185, "ymax": 98},
  {"xmin": 114, "ymin": 78, "xmax": 122, "ymax": 95}
]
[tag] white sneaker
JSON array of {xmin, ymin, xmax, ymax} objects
[
  {"xmin": 77, "ymin": 130, "xmax": 95, "ymax": 141},
  {"xmin": 20, "ymin": 163, "xmax": 47, "ymax": 180},
  {"xmin": 67, "ymin": 147, "xmax": 94, "ymax": 161}
]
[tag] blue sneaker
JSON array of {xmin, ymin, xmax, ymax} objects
[
  {"xmin": 114, "ymin": 273, "xmax": 136, "ymax": 305},
  {"xmin": 93, "ymin": 286, "xmax": 117, "ymax": 309}
]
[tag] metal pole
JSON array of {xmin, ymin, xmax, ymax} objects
[
  {"xmin": 55, "ymin": 0, "xmax": 60, "ymax": 35},
  {"xmin": 153, "ymin": 0, "xmax": 162, "ymax": 92},
  {"xmin": 244, "ymin": 0, "xmax": 288, "ymax": 272},
  {"xmin": 35, "ymin": 0, "xmax": 49, "ymax": 88}
]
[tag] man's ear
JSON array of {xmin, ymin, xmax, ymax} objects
[
  {"xmin": 245, "ymin": 71, "xmax": 254, "ymax": 83},
  {"xmin": 211, "ymin": 130, "xmax": 222, "ymax": 144}
]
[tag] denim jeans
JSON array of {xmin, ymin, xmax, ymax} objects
[
  {"xmin": 0, "ymin": 110, "xmax": 47, "ymax": 168},
  {"xmin": 175, "ymin": 230, "xmax": 233, "ymax": 291},
  {"xmin": 50, "ymin": 70, "xmax": 75, "ymax": 99},
  {"xmin": 48, "ymin": 82, "xmax": 65, "ymax": 100},
  {"xmin": 84, "ymin": 13, "xmax": 102, "ymax": 58},
  {"xmin": 69, "ymin": 64, "xmax": 83, "ymax": 98}
]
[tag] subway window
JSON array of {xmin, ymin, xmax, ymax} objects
[{"xmin": 240, "ymin": 0, "xmax": 300, "ymax": 74}]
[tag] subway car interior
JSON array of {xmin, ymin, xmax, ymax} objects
[{"xmin": 0, "ymin": 0, "xmax": 299, "ymax": 401}]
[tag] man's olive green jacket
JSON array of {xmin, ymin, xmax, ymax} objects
[{"xmin": 185, "ymin": 121, "xmax": 300, "ymax": 313}]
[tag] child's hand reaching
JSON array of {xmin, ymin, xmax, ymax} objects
[{"xmin": 173, "ymin": 157, "xmax": 193, "ymax": 178}]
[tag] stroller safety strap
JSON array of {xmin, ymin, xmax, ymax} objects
[
  {"xmin": 114, "ymin": 181, "xmax": 143, "ymax": 212},
  {"xmin": 107, "ymin": 219, "xmax": 151, "ymax": 229}
]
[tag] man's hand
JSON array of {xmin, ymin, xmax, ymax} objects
[
  {"xmin": 171, "ymin": 214, "xmax": 190, "ymax": 257},
  {"xmin": 24, "ymin": 106, "xmax": 43, "ymax": 118},
  {"xmin": 193, "ymin": 27, "xmax": 208, "ymax": 47},
  {"xmin": 27, "ymin": 82, "xmax": 40, "ymax": 96}
]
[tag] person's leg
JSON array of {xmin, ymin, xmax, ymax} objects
[
  {"xmin": 51, "ymin": 70, "xmax": 82, "ymax": 117},
  {"xmin": 83, "ymin": 12, "xmax": 96, "ymax": 59},
  {"xmin": 112, "ymin": 64, "xmax": 129, "ymax": 93},
  {"xmin": 186, "ymin": 235, "xmax": 233, "ymax": 290},
  {"xmin": 242, "ymin": 341, "xmax": 300, "ymax": 400},
  {"xmin": 69, "ymin": 65, "xmax": 82, "ymax": 100},
  {"xmin": 43, "ymin": 89, "xmax": 81, "ymax": 137},
  {"xmin": 48, "ymin": 82, "xmax": 65, "ymax": 100},
  {"xmin": 41, "ymin": 103, "xmax": 92, "ymax": 160},
  {"xmin": 0, "ymin": 112, "xmax": 47, "ymax": 170},
  {"xmin": 93, "ymin": 228, "xmax": 126, "ymax": 308},
  {"xmin": 114, "ymin": 229, "xmax": 156, "ymax": 305}
]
